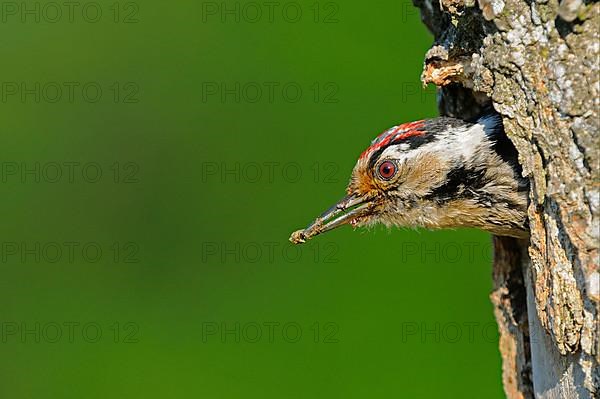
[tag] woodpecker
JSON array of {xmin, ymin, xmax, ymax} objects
[{"xmin": 290, "ymin": 112, "xmax": 529, "ymax": 244}]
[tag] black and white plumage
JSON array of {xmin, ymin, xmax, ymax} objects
[{"xmin": 290, "ymin": 112, "xmax": 529, "ymax": 244}]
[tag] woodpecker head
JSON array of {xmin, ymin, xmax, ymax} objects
[{"xmin": 290, "ymin": 113, "xmax": 529, "ymax": 244}]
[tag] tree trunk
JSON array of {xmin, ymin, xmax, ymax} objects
[{"xmin": 410, "ymin": 0, "xmax": 599, "ymax": 397}]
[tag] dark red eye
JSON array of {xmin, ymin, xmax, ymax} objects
[{"xmin": 378, "ymin": 161, "xmax": 397, "ymax": 180}]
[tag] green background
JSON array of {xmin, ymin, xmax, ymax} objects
[{"xmin": 0, "ymin": 1, "xmax": 503, "ymax": 398}]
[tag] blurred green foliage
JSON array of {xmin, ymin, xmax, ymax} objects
[{"xmin": 0, "ymin": 0, "xmax": 503, "ymax": 397}]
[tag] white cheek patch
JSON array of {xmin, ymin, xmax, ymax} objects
[{"xmin": 449, "ymin": 123, "xmax": 487, "ymax": 158}]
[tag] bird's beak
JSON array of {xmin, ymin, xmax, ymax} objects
[{"xmin": 289, "ymin": 194, "xmax": 374, "ymax": 244}]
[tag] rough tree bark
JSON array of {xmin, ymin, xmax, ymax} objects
[{"xmin": 410, "ymin": 0, "xmax": 599, "ymax": 397}]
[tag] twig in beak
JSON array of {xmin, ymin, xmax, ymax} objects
[{"xmin": 289, "ymin": 195, "xmax": 371, "ymax": 244}]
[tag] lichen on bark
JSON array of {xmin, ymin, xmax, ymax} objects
[{"xmin": 411, "ymin": 0, "xmax": 599, "ymax": 396}]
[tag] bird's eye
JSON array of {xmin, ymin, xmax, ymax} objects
[{"xmin": 378, "ymin": 160, "xmax": 397, "ymax": 180}]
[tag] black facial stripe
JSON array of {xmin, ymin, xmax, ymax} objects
[
  {"xmin": 367, "ymin": 131, "xmax": 438, "ymax": 170},
  {"xmin": 424, "ymin": 166, "xmax": 487, "ymax": 202},
  {"xmin": 403, "ymin": 132, "xmax": 437, "ymax": 149},
  {"xmin": 368, "ymin": 148, "xmax": 386, "ymax": 171},
  {"xmin": 425, "ymin": 164, "xmax": 526, "ymax": 213}
]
